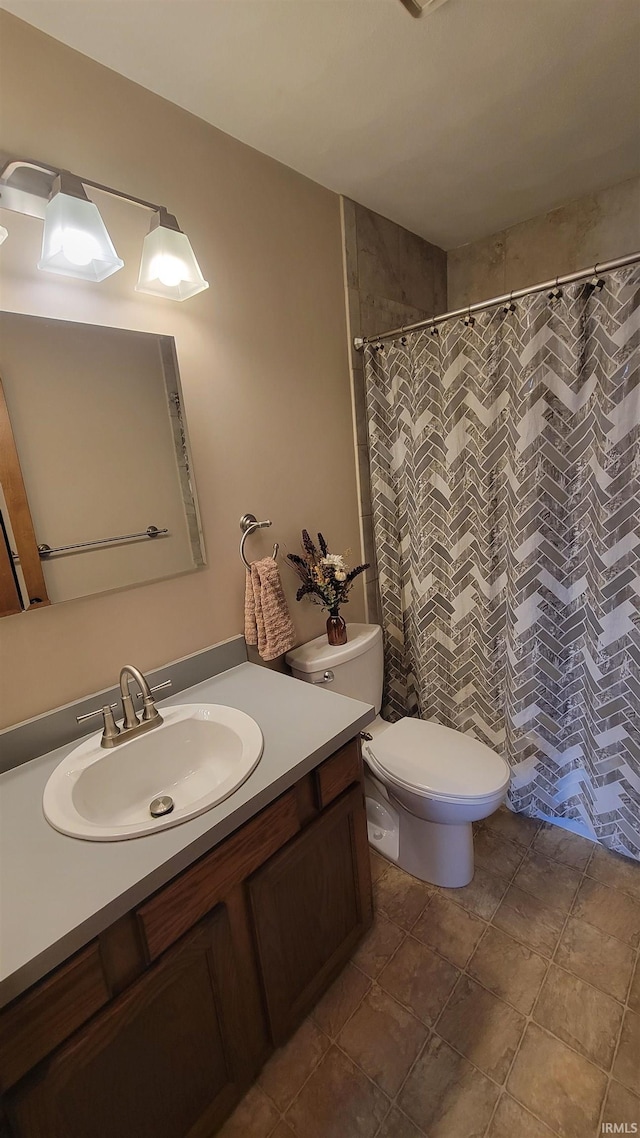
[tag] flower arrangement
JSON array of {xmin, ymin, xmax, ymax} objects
[{"xmin": 288, "ymin": 530, "xmax": 368, "ymax": 644}]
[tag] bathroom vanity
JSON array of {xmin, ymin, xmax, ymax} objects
[{"xmin": 0, "ymin": 660, "xmax": 374, "ymax": 1137}]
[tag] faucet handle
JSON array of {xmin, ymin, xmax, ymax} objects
[
  {"xmin": 133, "ymin": 680, "xmax": 172, "ymax": 699},
  {"xmin": 76, "ymin": 703, "xmax": 118, "ymax": 723},
  {"xmin": 76, "ymin": 704, "xmax": 121, "ymax": 743}
]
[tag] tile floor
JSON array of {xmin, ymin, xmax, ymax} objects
[{"xmin": 219, "ymin": 807, "xmax": 640, "ymax": 1138}]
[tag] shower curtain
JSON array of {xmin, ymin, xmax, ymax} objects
[{"xmin": 364, "ymin": 265, "xmax": 640, "ymax": 858}]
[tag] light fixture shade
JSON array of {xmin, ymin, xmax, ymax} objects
[
  {"xmin": 37, "ymin": 191, "xmax": 124, "ymax": 282},
  {"xmin": 136, "ymin": 213, "xmax": 208, "ymax": 301},
  {"xmin": 0, "ymin": 225, "xmax": 8, "ymax": 246}
]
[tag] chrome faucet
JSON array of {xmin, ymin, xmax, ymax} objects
[{"xmin": 76, "ymin": 665, "xmax": 171, "ymax": 748}]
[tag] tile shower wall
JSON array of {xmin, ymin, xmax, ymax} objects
[
  {"xmin": 341, "ymin": 198, "xmax": 447, "ymax": 622},
  {"xmin": 447, "ymin": 175, "xmax": 640, "ymax": 309}
]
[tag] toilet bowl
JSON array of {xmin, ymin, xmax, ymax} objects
[
  {"xmin": 286, "ymin": 624, "xmax": 511, "ymax": 887},
  {"xmin": 362, "ymin": 714, "xmax": 509, "ymax": 885}
]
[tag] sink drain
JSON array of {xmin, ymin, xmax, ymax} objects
[{"xmin": 150, "ymin": 795, "xmax": 174, "ymax": 818}]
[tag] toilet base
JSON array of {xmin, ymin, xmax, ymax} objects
[
  {"xmin": 397, "ymin": 806, "xmax": 474, "ymax": 887},
  {"xmin": 365, "ymin": 774, "xmax": 475, "ymax": 888},
  {"xmin": 366, "ymin": 793, "xmax": 399, "ymax": 863}
]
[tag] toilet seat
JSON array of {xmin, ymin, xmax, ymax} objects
[{"xmin": 366, "ymin": 717, "xmax": 510, "ymax": 804}]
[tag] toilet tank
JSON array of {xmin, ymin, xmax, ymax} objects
[{"xmin": 285, "ymin": 623, "xmax": 383, "ymax": 712}]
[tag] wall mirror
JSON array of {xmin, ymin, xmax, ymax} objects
[{"xmin": 0, "ymin": 313, "xmax": 205, "ymax": 616}]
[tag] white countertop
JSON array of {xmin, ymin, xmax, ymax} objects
[{"xmin": 0, "ymin": 662, "xmax": 374, "ymax": 1008}]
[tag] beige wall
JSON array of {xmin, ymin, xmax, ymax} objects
[
  {"xmin": 341, "ymin": 197, "xmax": 447, "ymax": 623},
  {"xmin": 0, "ymin": 12, "xmax": 364, "ymax": 727},
  {"xmin": 447, "ymin": 176, "xmax": 640, "ymax": 309}
]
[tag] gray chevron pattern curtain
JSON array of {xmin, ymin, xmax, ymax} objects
[{"xmin": 364, "ymin": 265, "xmax": 640, "ymax": 858}]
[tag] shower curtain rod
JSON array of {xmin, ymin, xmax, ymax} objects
[{"xmin": 353, "ymin": 250, "xmax": 640, "ymax": 350}]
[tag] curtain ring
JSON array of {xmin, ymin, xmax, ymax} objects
[
  {"xmin": 504, "ymin": 289, "xmax": 516, "ymax": 314},
  {"xmin": 592, "ymin": 263, "xmax": 605, "ymax": 290},
  {"xmin": 464, "ymin": 305, "xmax": 475, "ymax": 328},
  {"xmin": 430, "ymin": 317, "xmax": 439, "ymax": 336}
]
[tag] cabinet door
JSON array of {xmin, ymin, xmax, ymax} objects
[
  {"xmin": 249, "ymin": 784, "xmax": 373, "ymax": 1044},
  {"xmin": 7, "ymin": 907, "xmax": 250, "ymax": 1138}
]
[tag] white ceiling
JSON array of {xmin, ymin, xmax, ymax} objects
[{"xmin": 2, "ymin": 0, "xmax": 640, "ymax": 249}]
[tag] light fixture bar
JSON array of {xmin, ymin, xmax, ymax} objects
[
  {"xmin": 0, "ymin": 157, "xmax": 166, "ymax": 218},
  {"xmin": 0, "ymin": 155, "xmax": 208, "ymax": 302}
]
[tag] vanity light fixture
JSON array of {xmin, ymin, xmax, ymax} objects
[
  {"xmin": 38, "ymin": 172, "xmax": 124, "ymax": 282},
  {"xmin": 0, "ymin": 224, "xmax": 8, "ymax": 245},
  {"xmin": 0, "ymin": 157, "xmax": 208, "ymax": 302},
  {"xmin": 136, "ymin": 208, "xmax": 208, "ymax": 300}
]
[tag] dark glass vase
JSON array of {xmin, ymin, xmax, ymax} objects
[{"xmin": 326, "ymin": 610, "xmax": 347, "ymax": 646}]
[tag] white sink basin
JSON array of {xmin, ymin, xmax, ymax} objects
[{"xmin": 43, "ymin": 704, "xmax": 264, "ymax": 841}]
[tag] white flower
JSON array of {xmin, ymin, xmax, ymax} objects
[
  {"xmin": 335, "ymin": 570, "xmax": 347, "ymax": 582},
  {"xmin": 322, "ymin": 553, "xmax": 345, "ymax": 570}
]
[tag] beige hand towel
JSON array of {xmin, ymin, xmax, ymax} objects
[
  {"xmin": 244, "ymin": 557, "xmax": 296, "ymax": 661},
  {"xmin": 244, "ymin": 568, "xmax": 258, "ymax": 645}
]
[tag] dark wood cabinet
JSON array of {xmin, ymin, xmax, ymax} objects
[
  {"xmin": 8, "ymin": 910, "xmax": 246, "ymax": 1138},
  {"xmin": 1, "ymin": 737, "xmax": 372, "ymax": 1137},
  {"xmin": 249, "ymin": 783, "xmax": 372, "ymax": 1043}
]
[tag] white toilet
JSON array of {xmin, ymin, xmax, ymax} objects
[{"xmin": 286, "ymin": 623, "xmax": 510, "ymax": 887}]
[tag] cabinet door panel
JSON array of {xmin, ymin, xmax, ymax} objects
[
  {"xmin": 8, "ymin": 909, "xmax": 246, "ymax": 1138},
  {"xmin": 249, "ymin": 785, "xmax": 372, "ymax": 1043},
  {"xmin": 0, "ymin": 943, "xmax": 108, "ymax": 1091}
]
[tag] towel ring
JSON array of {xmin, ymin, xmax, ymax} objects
[{"xmin": 240, "ymin": 513, "xmax": 279, "ymax": 569}]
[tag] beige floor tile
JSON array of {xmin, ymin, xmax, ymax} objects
[
  {"xmin": 486, "ymin": 1093, "xmax": 556, "ymax": 1137},
  {"xmin": 412, "ymin": 895, "xmax": 486, "ymax": 967},
  {"xmin": 438, "ymin": 865, "xmax": 509, "ymax": 920},
  {"xmin": 507, "ymin": 1023, "xmax": 607, "ymax": 1138},
  {"xmin": 491, "ymin": 883, "xmax": 565, "ymax": 957},
  {"xmin": 311, "ymin": 962, "xmax": 370, "ymax": 1038},
  {"xmin": 376, "ymin": 1105, "xmax": 425, "ymax": 1138},
  {"xmin": 436, "ymin": 975, "xmax": 525, "ymax": 1082},
  {"xmin": 374, "ymin": 863, "xmax": 432, "ymax": 930},
  {"xmin": 629, "ymin": 957, "xmax": 640, "ymax": 1013},
  {"xmin": 468, "ymin": 925, "xmax": 548, "ymax": 1014},
  {"xmin": 259, "ymin": 1018, "xmax": 330, "ymax": 1111},
  {"xmin": 532, "ymin": 823, "xmax": 595, "ymax": 870},
  {"xmin": 613, "ymin": 1010, "xmax": 640, "ymax": 1094},
  {"xmin": 602, "ymin": 1080, "xmax": 640, "ymax": 1132},
  {"xmin": 588, "ymin": 846, "xmax": 640, "ymax": 901},
  {"xmin": 218, "ymin": 1085, "xmax": 281, "ymax": 1138},
  {"xmin": 555, "ymin": 916, "xmax": 636, "ymax": 1002},
  {"xmin": 398, "ymin": 1034, "xmax": 499, "ymax": 1138},
  {"xmin": 378, "ymin": 936, "xmax": 458, "ymax": 1026},
  {"xmin": 573, "ymin": 878, "xmax": 640, "ymax": 948},
  {"xmin": 285, "ymin": 1045, "xmax": 388, "ymax": 1138},
  {"xmin": 484, "ymin": 806, "xmax": 540, "ymax": 848},
  {"xmin": 474, "ymin": 828, "xmax": 525, "ymax": 879},
  {"xmin": 370, "ymin": 849, "xmax": 390, "ymax": 884},
  {"xmin": 533, "ymin": 964, "xmax": 624, "ymax": 1070},
  {"xmin": 512, "ymin": 849, "xmax": 581, "ymax": 913},
  {"xmin": 351, "ymin": 913, "xmax": 405, "ymax": 979},
  {"xmin": 338, "ymin": 985, "xmax": 428, "ymax": 1096}
]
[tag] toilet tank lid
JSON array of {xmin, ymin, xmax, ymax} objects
[{"xmin": 285, "ymin": 623, "xmax": 382, "ymax": 673}]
